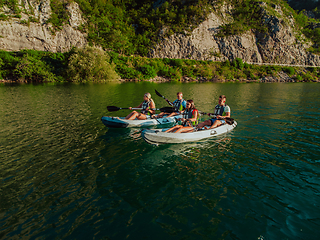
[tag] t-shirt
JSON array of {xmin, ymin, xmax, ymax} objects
[{"xmin": 214, "ymin": 104, "xmax": 231, "ymax": 116}]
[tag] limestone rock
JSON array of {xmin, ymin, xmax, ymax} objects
[
  {"xmin": 0, "ymin": 1, "xmax": 86, "ymax": 52},
  {"xmin": 148, "ymin": 3, "xmax": 320, "ymax": 67}
]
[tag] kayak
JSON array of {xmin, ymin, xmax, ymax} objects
[
  {"xmin": 142, "ymin": 121, "xmax": 237, "ymax": 144},
  {"xmin": 101, "ymin": 114, "xmax": 182, "ymax": 128}
]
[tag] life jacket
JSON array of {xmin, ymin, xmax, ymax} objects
[
  {"xmin": 173, "ymin": 99, "xmax": 185, "ymax": 112},
  {"xmin": 213, "ymin": 104, "xmax": 228, "ymax": 117},
  {"xmin": 141, "ymin": 99, "xmax": 152, "ymax": 114},
  {"xmin": 182, "ymin": 108, "xmax": 199, "ymax": 126}
]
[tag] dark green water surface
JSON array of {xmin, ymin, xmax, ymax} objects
[{"xmin": 0, "ymin": 82, "xmax": 319, "ymax": 239}]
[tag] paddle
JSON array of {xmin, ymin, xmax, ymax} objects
[
  {"xmin": 107, "ymin": 106, "xmax": 175, "ymax": 113},
  {"xmin": 198, "ymin": 110, "xmax": 234, "ymax": 125},
  {"xmin": 155, "ymin": 89, "xmax": 174, "ymax": 106}
]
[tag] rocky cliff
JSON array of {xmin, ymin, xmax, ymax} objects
[
  {"xmin": 148, "ymin": 3, "xmax": 320, "ymax": 66},
  {"xmin": 0, "ymin": 0, "xmax": 320, "ymax": 67},
  {"xmin": 0, "ymin": 0, "xmax": 86, "ymax": 52}
]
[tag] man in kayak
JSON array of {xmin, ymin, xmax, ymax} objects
[
  {"xmin": 165, "ymin": 100, "xmax": 199, "ymax": 133},
  {"xmin": 125, "ymin": 93, "xmax": 156, "ymax": 120},
  {"xmin": 155, "ymin": 92, "xmax": 186, "ymax": 118},
  {"xmin": 196, "ymin": 95, "xmax": 230, "ymax": 130}
]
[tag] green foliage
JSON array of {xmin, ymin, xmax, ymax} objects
[
  {"xmin": 232, "ymin": 58, "xmax": 244, "ymax": 70},
  {"xmin": 74, "ymin": 0, "xmax": 212, "ymax": 55},
  {"xmin": 1, "ymin": 0, "xmax": 20, "ymax": 14},
  {"xmin": 20, "ymin": 19, "xmax": 29, "ymax": 26},
  {"xmin": 29, "ymin": 16, "xmax": 39, "ymax": 23},
  {"xmin": 217, "ymin": 0, "xmax": 268, "ymax": 37},
  {"xmin": 283, "ymin": 66, "xmax": 295, "ymax": 75},
  {"xmin": 13, "ymin": 55, "xmax": 56, "ymax": 82},
  {"xmin": 140, "ymin": 64, "xmax": 157, "ymax": 80},
  {"xmin": 295, "ymin": 74, "xmax": 303, "ymax": 81},
  {"xmin": 47, "ymin": 0, "xmax": 71, "ymax": 30},
  {"xmin": 66, "ymin": 46, "xmax": 120, "ymax": 82},
  {"xmin": 0, "ymin": 13, "xmax": 8, "ymax": 21}
]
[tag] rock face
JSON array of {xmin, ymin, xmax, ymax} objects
[
  {"xmin": 148, "ymin": 3, "xmax": 320, "ymax": 66},
  {"xmin": 0, "ymin": 0, "xmax": 86, "ymax": 52}
]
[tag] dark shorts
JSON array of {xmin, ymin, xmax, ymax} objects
[{"xmin": 210, "ymin": 118, "xmax": 225, "ymax": 125}]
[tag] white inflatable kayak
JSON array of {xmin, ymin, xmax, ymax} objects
[
  {"xmin": 142, "ymin": 121, "xmax": 237, "ymax": 144},
  {"xmin": 101, "ymin": 114, "xmax": 182, "ymax": 128}
]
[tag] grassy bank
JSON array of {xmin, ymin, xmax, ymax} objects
[{"xmin": 0, "ymin": 48, "xmax": 319, "ymax": 83}]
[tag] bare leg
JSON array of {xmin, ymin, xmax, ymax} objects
[
  {"xmin": 136, "ymin": 113, "xmax": 147, "ymax": 120},
  {"xmin": 125, "ymin": 111, "xmax": 138, "ymax": 120},
  {"xmin": 196, "ymin": 119, "xmax": 212, "ymax": 129},
  {"xmin": 175, "ymin": 126, "xmax": 194, "ymax": 133},
  {"xmin": 156, "ymin": 112, "xmax": 166, "ymax": 118},
  {"xmin": 165, "ymin": 125, "xmax": 183, "ymax": 133},
  {"xmin": 209, "ymin": 120, "xmax": 222, "ymax": 129}
]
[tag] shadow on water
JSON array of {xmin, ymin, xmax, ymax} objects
[{"xmin": 95, "ymin": 131, "xmax": 239, "ymax": 239}]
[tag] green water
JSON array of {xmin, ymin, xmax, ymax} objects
[{"xmin": 0, "ymin": 82, "xmax": 320, "ymax": 239}]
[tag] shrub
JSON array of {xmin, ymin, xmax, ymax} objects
[
  {"xmin": 66, "ymin": 46, "xmax": 120, "ymax": 82},
  {"xmin": 295, "ymin": 75, "xmax": 303, "ymax": 82},
  {"xmin": 0, "ymin": 14, "xmax": 8, "ymax": 21},
  {"xmin": 169, "ymin": 58, "xmax": 183, "ymax": 67},
  {"xmin": 283, "ymin": 66, "xmax": 295, "ymax": 75},
  {"xmin": 232, "ymin": 58, "xmax": 244, "ymax": 70},
  {"xmin": 13, "ymin": 55, "xmax": 56, "ymax": 82},
  {"xmin": 116, "ymin": 65, "xmax": 139, "ymax": 79},
  {"xmin": 139, "ymin": 64, "xmax": 157, "ymax": 79},
  {"xmin": 167, "ymin": 67, "xmax": 182, "ymax": 81}
]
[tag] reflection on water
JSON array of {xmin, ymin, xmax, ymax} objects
[{"xmin": 1, "ymin": 82, "xmax": 320, "ymax": 239}]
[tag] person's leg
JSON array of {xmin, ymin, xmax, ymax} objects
[
  {"xmin": 175, "ymin": 126, "xmax": 194, "ymax": 133},
  {"xmin": 165, "ymin": 125, "xmax": 183, "ymax": 132},
  {"xmin": 209, "ymin": 119, "xmax": 222, "ymax": 129},
  {"xmin": 136, "ymin": 113, "xmax": 147, "ymax": 120},
  {"xmin": 125, "ymin": 111, "xmax": 137, "ymax": 120},
  {"xmin": 196, "ymin": 119, "xmax": 212, "ymax": 129},
  {"xmin": 156, "ymin": 112, "xmax": 166, "ymax": 118}
]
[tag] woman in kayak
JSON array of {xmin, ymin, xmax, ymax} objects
[
  {"xmin": 125, "ymin": 93, "xmax": 156, "ymax": 120},
  {"xmin": 165, "ymin": 99, "xmax": 199, "ymax": 133},
  {"xmin": 196, "ymin": 95, "xmax": 230, "ymax": 129}
]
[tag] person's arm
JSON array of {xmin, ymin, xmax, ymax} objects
[
  {"xmin": 129, "ymin": 102, "xmax": 143, "ymax": 110},
  {"xmin": 148, "ymin": 101, "xmax": 156, "ymax": 114},
  {"xmin": 166, "ymin": 98, "xmax": 174, "ymax": 106}
]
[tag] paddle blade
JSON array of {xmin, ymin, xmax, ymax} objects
[
  {"xmin": 225, "ymin": 117, "xmax": 234, "ymax": 125},
  {"xmin": 107, "ymin": 106, "xmax": 120, "ymax": 112},
  {"xmin": 155, "ymin": 89, "xmax": 164, "ymax": 98},
  {"xmin": 159, "ymin": 107, "xmax": 175, "ymax": 113}
]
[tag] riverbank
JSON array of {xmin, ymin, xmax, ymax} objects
[{"xmin": 1, "ymin": 48, "xmax": 320, "ymax": 83}]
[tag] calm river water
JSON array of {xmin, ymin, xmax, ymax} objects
[{"xmin": 0, "ymin": 82, "xmax": 320, "ymax": 239}]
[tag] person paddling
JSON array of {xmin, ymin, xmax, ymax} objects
[
  {"xmin": 125, "ymin": 93, "xmax": 156, "ymax": 120},
  {"xmin": 156, "ymin": 92, "xmax": 186, "ymax": 118},
  {"xmin": 165, "ymin": 100, "xmax": 199, "ymax": 133},
  {"xmin": 197, "ymin": 95, "xmax": 230, "ymax": 130}
]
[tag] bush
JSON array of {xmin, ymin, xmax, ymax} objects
[
  {"xmin": 169, "ymin": 58, "xmax": 183, "ymax": 67},
  {"xmin": 66, "ymin": 46, "xmax": 120, "ymax": 82},
  {"xmin": 0, "ymin": 14, "xmax": 8, "ymax": 21},
  {"xmin": 13, "ymin": 55, "xmax": 56, "ymax": 82},
  {"xmin": 140, "ymin": 64, "xmax": 157, "ymax": 80},
  {"xmin": 283, "ymin": 66, "xmax": 295, "ymax": 75},
  {"xmin": 232, "ymin": 58, "xmax": 244, "ymax": 70},
  {"xmin": 295, "ymin": 75, "xmax": 303, "ymax": 81},
  {"xmin": 165, "ymin": 67, "xmax": 182, "ymax": 81},
  {"xmin": 116, "ymin": 65, "xmax": 139, "ymax": 79}
]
